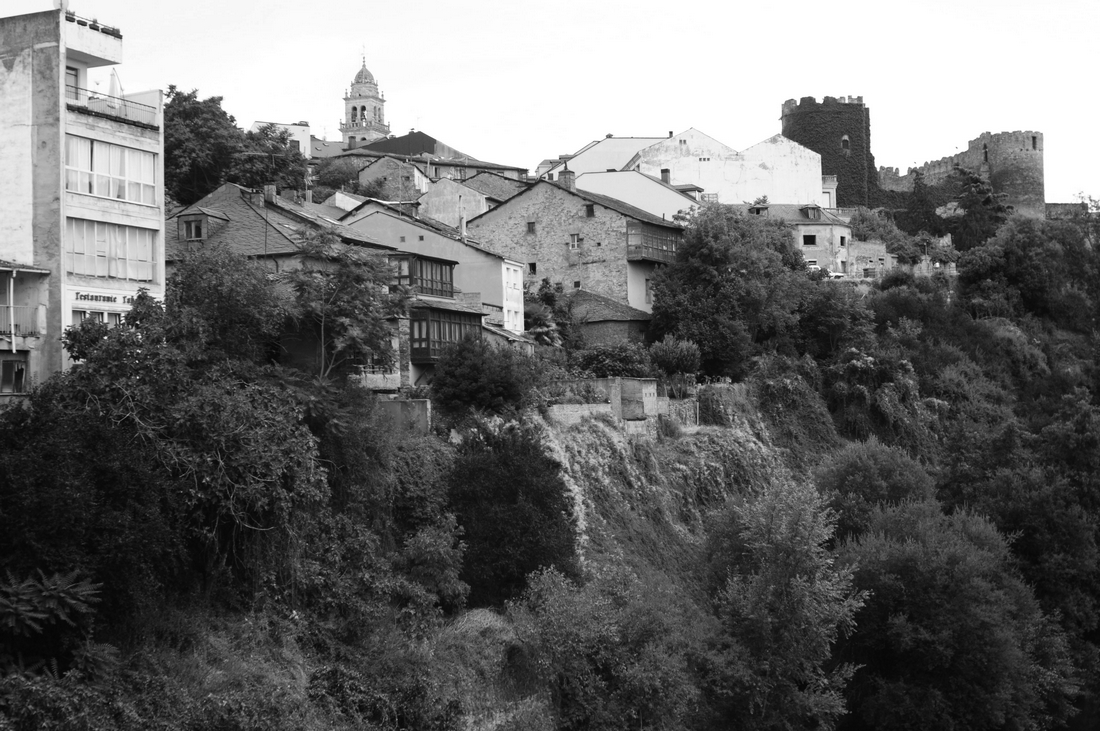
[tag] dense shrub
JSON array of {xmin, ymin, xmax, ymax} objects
[
  {"xmin": 814, "ymin": 437, "xmax": 935, "ymax": 539},
  {"xmin": 432, "ymin": 335, "xmax": 538, "ymax": 416},
  {"xmin": 570, "ymin": 343, "xmax": 652, "ymax": 378},
  {"xmin": 447, "ymin": 420, "xmax": 580, "ymax": 607}
]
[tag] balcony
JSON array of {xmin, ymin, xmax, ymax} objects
[
  {"xmin": 626, "ymin": 244, "xmax": 677, "ymax": 264},
  {"xmin": 66, "ymin": 85, "xmax": 158, "ymax": 129},
  {"xmin": 0, "ymin": 306, "xmax": 40, "ymax": 338},
  {"xmin": 64, "ymin": 12, "xmax": 122, "ymax": 67}
]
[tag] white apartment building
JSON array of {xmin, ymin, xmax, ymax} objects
[{"xmin": 0, "ymin": 7, "xmax": 164, "ymax": 396}]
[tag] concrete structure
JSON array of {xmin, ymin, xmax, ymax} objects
[
  {"xmin": 340, "ymin": 202, "xmax": 526, "ymax": 333},
  {"xmin": 0, "ymin": 7, "xmax": 164, "ymax": 396},
  {"xmin": 340, "ymin": 59, "xmax": 389, "ymax": 149},
  {"xmin": 878, "ymin": 131, "xmax": 1045, "ymax": 217},
  {"xmin": 626, "ymin": 130, "xmax": 826, "ymax": 206},
  {"xmin": 467, "ymin": 179, "xmax": 683, "ymax": 314},
  {"xmin": 730, "ymin": 203, "xmax": 852, "ymax": 274},
  {"xmin": 575, "ymin": 170, "xmax": 700, "ymax": 220},
  {"xmin": 358, "ymin": 156, "xmax": 432, "ymax": 200}
]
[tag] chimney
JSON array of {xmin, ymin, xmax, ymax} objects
[
  {"xmin": 559, "ymin": 164, "xmax": 575, "ymax": 191},
  {"xmin": 460, "ymin": 215, "xmax": 467, "ymax": 243},
  {"xmin": 668, "ymin": 130, "xmax": 673, "ymax": 138},
  {"xmin": 660, "ymin": 168, "xmax": 670, "ymax": 184},
  {"xmin": 263, "ymin": 184, "xmax": 276, "ymax": 204}
]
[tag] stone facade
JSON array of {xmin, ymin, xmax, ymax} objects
[
  {"xmin": 467, "ymin": 181, "xmax": 661, "ymax": 311},
  {"xmin": 878, "ymin": 131, "xmax": 1045, "ymax": 217}
]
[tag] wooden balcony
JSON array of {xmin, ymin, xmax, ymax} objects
[
  {"xmin": 0, "ymin": 306, "xmax": 40, "ymax": 338},
  {"xmin": 626, "ymin": 244, "xmax": 677, "ymax": 264}
]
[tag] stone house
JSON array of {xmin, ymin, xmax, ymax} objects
[
  {"xmin": 564, "ymin": 289, "xmax": 651, "ymax": 346},
  {"xmin": 467, "ymin": 174, "xmax": 683, "ymax": 314},
  {"xmin": 730, "ymin": 203, "xmax": 853, "ymax": 275}
]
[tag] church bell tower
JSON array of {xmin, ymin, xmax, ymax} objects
[{"xmin": 339, "ymin": 58, "xmax": 390, "ymax": 149}]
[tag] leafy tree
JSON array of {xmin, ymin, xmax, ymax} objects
[
  {"xmin": 509, "ymin": 567, "xmax": 704, "ymax": 731},
  {"xmin": 431, "ymin": 334, "xmax": 539, "ymax": 416},
  {"xmin": 893, "ymin": 171, "xmax": 948, "ymax": 237},
  {"xmin": 163, "ymin": 86, "xmax": 245, "ymax": 205},
  {"xmin": 286, "ymin": 232, "xmax": 408, "ymax": 380},
  {"xmin": 814, "ymin": 438, "xmax": 935, "ymax": 539},
  {"xmin": 651, "ymin": 205, "xmax": 806, "ymax": 378},
  {"xmin": 837, "ymin": 501, "xmax": 1079, "ymax": 731},
  {"xmin": 164, "ymin": 243, "xmax": 288, "ymax": 365},
  {"xmin": 525, "ymin": 278, "xmax": 584, "ymax": 350},
  {"xmin": 227, "ymin": 123, "xmax": 309, "ymax": 194},
  {"xmin": 944, "ymin": 168, "xmax": 1011, "ymax": 251},
  {"xmin": 447, "ymin": 419, "xmax": 580, "ymax": 607},
  {"xmin": 701, "ymin": 479, "xmax": 864, "ymax": 730},
  {"xmin": 312, "ymin": 157, "xmax": 365, "ymax": 194}
]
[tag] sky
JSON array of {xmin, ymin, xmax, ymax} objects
[{"xmin": 7, "ymin": 0, "xmax": 1097, "ymax": 203}]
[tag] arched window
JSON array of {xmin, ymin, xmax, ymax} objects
[
  {"xmin": 841, "ymin": 135, "xmax": 850, "ymax": 151},
  {"xmin": 351, "ymin": 107, "xmax": 358, "ymax": 123},
  {"xmin": 983, "ymin": 143, "xmax": 988, "ymax": 163},
  {"xmin": 360, "ymin": 106, "xmax": 367, "ymax": 121}
]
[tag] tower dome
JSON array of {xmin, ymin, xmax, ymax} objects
[{"xmin": 353, "ymin": 62, "xmax": 374, "ymax": 85}]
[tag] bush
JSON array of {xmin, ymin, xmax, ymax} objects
[
  {"xmin": 432, "ymin": 335, "xmax": 538, "ymax": 416},
  {"xmin": 570, "ymin": 343, "xmax": 651, "ymax": 378},
  {"xmin": 649, "ymin": 336, "xmax": 700, "ymax": 377},
  {"xmin": 447, "ymin": 419, "xmax": 580, "ymax": 607},
  {"xmin": 814, "ymin": 437, "xmax": 935, "ymax": 539}
]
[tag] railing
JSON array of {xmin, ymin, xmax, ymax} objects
[
  {"xmin": 66, "ymin": 85, "xmax": 157, "ymax": 128},
  {"xmin": 64, "ymin": 11, "xmax": 122, "ymax": 38},
  {"xmin": 0, "ymin": 306, "xmax": 39, "ymax": 338},
  {"xmin": 627, "ymin": 244, "xmax": 677, "ymax": 264}
]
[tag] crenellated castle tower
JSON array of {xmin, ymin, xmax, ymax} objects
[
  {"xmin": 781, "ymin": 96, "xmax": 875, "ymax": 208},
  {"xmin": 339, "ymin": 58, "xmax": 389, "ymax": 149}
]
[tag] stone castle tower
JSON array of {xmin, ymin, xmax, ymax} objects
[
  {"xmin": 339, "ymin": 58, "xmax": 389, "ymax": 149},
  {"xmin": 781, "ymin": 96, "xmax": 875, "ymax": 208}
]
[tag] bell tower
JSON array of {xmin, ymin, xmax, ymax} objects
[{"xmin": 339, "ymin": 57, "xmax": 390, "ymax": 149}]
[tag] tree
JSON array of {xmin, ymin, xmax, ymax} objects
[
  {"xmin": 163, "ymin": 86, "xmax": 246, "ymax": 205},
  {"xmin": 227, "ymin": 123, "xmax": 309, "ymax": 194},
  {"xmin": 431, "ymin": 335, "xmax": 539, "ymax": 416},
  {"xmin": 837, "ymin": 501, "xmax": 1079, "ymax": 731},
  {"xmin": 701, "ymin": 479, "xmax": 864, "ymax": 730},
  {"xmin": 944, "ymin": 168, "xmax": 1011, "ymax": 251},
  {"xmin": 651, "ymin": 205, "xmax": 806, "ymax": 378},
  {"xmin": 286, "ymin": 232, "xmax": 408, "ymax": 380},
  {"xmin": 893, "ymin": 171, "xmax": 948, "ymax": 237},
  {"xmin": 447, "ymin": 419, "xmax": 580, "ymax": 607}
]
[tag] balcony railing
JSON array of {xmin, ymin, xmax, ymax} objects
[
  {"xmin": 66, "ymin": 85, "xmax": 157, "ymax": 128},
  {"xmin": 0, "ymin": 306, "xmax": 40, "ymax": 338},
  {"xmin": 627, "ymin": 244, "xmax": 677, "ymax": 264}
]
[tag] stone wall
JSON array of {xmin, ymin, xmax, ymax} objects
[{"xmin": 468, "ymin": 183, "xmax": 632, "ymax": 304}]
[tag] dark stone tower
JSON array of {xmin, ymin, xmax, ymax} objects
[{"xmin": 781, "ymin": 96, "xmax": 875, "ymax": 208}]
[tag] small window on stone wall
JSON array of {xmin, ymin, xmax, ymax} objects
[
  {"xmin": 841, "ymin": 135, "xmax": 850, "ymax": 151},
  {"xmin": 528, "ymin": 262, "xmax": 537, "ymax": 275},
  {"xmin": 983, "ymin": 143, "xmax": 988, "ymax": 163},
  {"xmin": 1032, "ymin": 135, "xmax": 1038, "ymax": 150},
  {"xmin": 585, "ymin": 204, "xmax": 595, "ymax": 217},
  {"xmin": 573, "ymin": 281, "xmax": 581, "ymax": 289},
  {"xmin": 527, "ymin": 222, "xmax": 536, "ymax": 234},
  {"xmin": 803, "ymin": 235, "xmax": 817, "ymax": 247}
]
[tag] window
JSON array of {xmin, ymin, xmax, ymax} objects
[
  {"xmin": 0, "ymin": 355, "xmax": 27, "ymax": 394},
  {"xmin": 569, "ymin": 234, "xmax": 581, "ymax": 250},
  {"xmin": 840, "ymin": 261, "xmax": 847, "ymax": 273},
  {"xmin": 983, "ymin": 143, "xmax": 988, "ymax": 163},
  {"xmin": 528, "ymin": 262, "xmax": 537, "ymax": 275},
  {"xmin": 806, "ymin": 260, "xmax": 818, "ymax": 267},
  {"xmin": 419, "ymin": 235, "xmax": 424, "ymax": 241},
  {"xmin": 573, "ymin": 281, "xmax": 581, "ymax": 289},
  {"xmin": 399, "ymin": 236, "xmax": 406, "ymax": 242},
  {"xmin": 698, "ymin": 157, "xmax": 710, "ymax": 162},
  {"xmin": 546, "ymin": 173, "xmax": 554, "ymax": 181},
  {"xmin": 802, "ymin": 235, "xmax": 817, "ymax": 247},
  {"xmin": 840, "ymin": 236, "xmax": 847, "ymax": 248},
  {"xmin": 65, "ymin": 136, "xmax": 156, "ymax": 205},
  {"xmin": 65, "ymin": 66, "xmax": 78, "ymax": 89},
  {"xmin": 184, "ymin": 220, "xmax": 203, "ymax": 241},
  {"xmin": 841, "ymin": 135, "xmax": 850, "ymax": 151},
  {"xmin": 645, "ymin": 278, "xmax": 652, "ymax": 304},
  {"xmin": 65, "ymin": 219, "xmax": 156, "ymax": 281},
  {"xmin": 527, "ymin": 221, "xmax": 536, "ymax": 234},
  {"xmin": 585, "ymin": 204, "xmax": 595, "ymax": 218},
  {"xmin": 1032, "ymin": 135, "xmax": 1037, "ymax": 150}
]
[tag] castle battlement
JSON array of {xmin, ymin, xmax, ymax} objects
[{"xmin": 781, "ymin": 95, "xmax": 866, "ymax": 116}]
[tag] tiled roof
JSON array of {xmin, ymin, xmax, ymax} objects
[
  {"xmin": 349, "ymin": 206, "xmax": 506, "ymax": 260},
  {"xmin": 409, "ymin": 296, "xmax": 485, "ymax": 315},
  {"xmin": 543, "ymin": 136, "xmax": 665, "ymax": 178},
  {"xmin": 335, "ymin": 147, "xmax": 526, "ymax": 173},
  {"xmin": 566, "ymin": 289, "xmax": 651, "ymax": 322},
  {"xmin": 468, "ymin": 180, "xmax": 682, "ymax": 230},
  {"xmin": 165, "ymin": 184, "xmax": 394, "ymax": 262},
  {"xmin": 462, "ymin": 171, "xmax": 529, "ymax": 202}
]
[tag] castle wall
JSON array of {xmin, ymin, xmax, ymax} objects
[
  {"xmin": 781, "ymin": 96, "xmax": 874, "ymax": 208},
  {"xmin": 876, "ymin": 131, "xmax": 1045, "ymax": 217}
]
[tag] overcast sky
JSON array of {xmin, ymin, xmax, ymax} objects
[{"xmin": 8, "ymin": 0, "xmax": 1097, "ymax": 202}]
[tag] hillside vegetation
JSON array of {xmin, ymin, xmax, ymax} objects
[{"xmin": 3, "ymin": 202, "xmax": 1100, "ymax": 730}]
